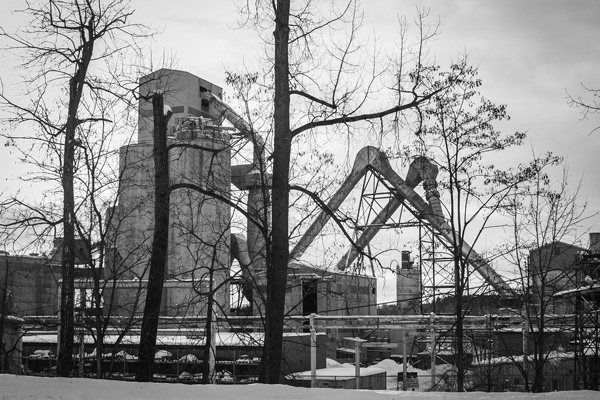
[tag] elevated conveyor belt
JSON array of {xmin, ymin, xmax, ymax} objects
[
  {"xmin": 198, "ymin": 93, "xmax": 514, "ymax": 298},
  {"xmin": 291, "ymin": 146, "xmax": 515, "ymax": 298}
]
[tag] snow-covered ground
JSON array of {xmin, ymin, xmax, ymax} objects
[{"xmin": 2, "ymin": 374, "xmax": 600, "ymax": 400}]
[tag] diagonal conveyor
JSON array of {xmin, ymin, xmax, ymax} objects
[
  {"xmin": 199, "ymin": 91, "xmax": 514, "ymax": 298},
  {"xmin": 292, "ymin": 146, "xmax": 515, "ymax": 298}
]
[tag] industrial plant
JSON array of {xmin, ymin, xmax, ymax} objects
[{"xmin": 1, "ymin": 69, "xmax": 600, "ymax": 391}]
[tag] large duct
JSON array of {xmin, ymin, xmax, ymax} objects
[
  {"xmin": 292, "ymin": 146, "xmax": 514, "ymax": 298},
  {"xmin": 334, "ymin": 154, "xmax": 442, "ymax": 271},
  {"xmin": 202, "ymin": 92, "xmax": 271, "ymax": 273}
]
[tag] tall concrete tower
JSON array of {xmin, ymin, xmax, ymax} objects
[
  {"xmin": 111, "ymin": 69, "xmax": 231, "ymax": 316},
  {"xmin": 138, "ymin": 69, "xmax": 224, "ymax": 143},
  {"xmin": 396, "ymin": 251, "xmax": 420, "ymax": 313}
]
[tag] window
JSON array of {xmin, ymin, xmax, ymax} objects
[
  {"xmin": 75, "ymin": 288, "xmax": 103, "ymax": 310},
  {"xmin": 199, "ymin": 86, "xmax": 210, "ymax": 112},
  {"xmin": 302, "ymin": 280, "xmax": 318, "ymax": 315}
]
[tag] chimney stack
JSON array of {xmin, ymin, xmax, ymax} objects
[{"xmin": 590, "ymin": 233, "xmax": 600, "ymax": 255}]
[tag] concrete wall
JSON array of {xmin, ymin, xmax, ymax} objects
[
  {"xmin": 112, "ymin": 130, "xmax": 231, "ymax": 316},
  {"xmin": 396, "ymin": 266, "xmax": 420, "ymax": 313},
  {"xmin": 253, "ymin": 264, "xmax": 377, "ymax": 320},
  {"xmin": 0, "ymin": 315, "xmax": 24, "ymax": 373},
  {"xmin": 528, "ymin": 241, "xmax": 585, "ymax": 314},
  {"xmin": 168, "ymin": 135, "xmax": 231, "ymax": 312},
  {"xmin": 99, "ymin": 279, "xmax": 212, "ymax": 317},
  {"xmin": 112, "ymin": 143, "xmax": 154, "ymax": 280},
  {"xmin": 0, "ymin": 254, "xmax": 61, "ymax": 316},
  {"xmin": 138, "ymin": 69, "xmax": 223, "ymax": 143},
  {"xmin": 280, "ymin": 333, "xmax": 328, "ymax": 375}
]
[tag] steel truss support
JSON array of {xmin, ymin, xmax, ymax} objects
[
  {"xmin": 573, "ymin": 291, "xmax": 600, "ymax": 389},
  {"xmin": 347, "ymin": 162, "xmax": 482, "ymax": 313},
  {"xmin": 419, "ymin": 222, "xmax": 456, "ymax": 313}
]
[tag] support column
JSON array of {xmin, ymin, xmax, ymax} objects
[
  {"xmin": 354, "ymin": 342, "xmax": 361, "ymax": 389},
  {"xmin": 344, "ymin": 337, "xmax": 367, "ymax": 390},
  {"xmin": 430, "ymin": 313, "xmax": 436, "ymax": 390},
  {"xmin": 402, "ymin": 330, "xmax": 408, "ymax": 391},
  {"xmin": 310, "ymin": 313, "xmax": 316, "ymax": 388}
]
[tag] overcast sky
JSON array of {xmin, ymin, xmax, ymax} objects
[
  {"xmin": 1, "ymin": 1, "xmax": 599, "ymax": 301},
  {"xmin": 1, "ymin": 0, "xmax": 598, "ymax": 216},
  {"xmin": 127, "ymin": 0, "xmax": 600, "ymax": 225}
]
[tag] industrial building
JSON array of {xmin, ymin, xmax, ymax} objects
[
  {"xmin": 3, "ymin": 68, "xmax": 600, "ymax": 390},
  {"xmin": 0, "ymin": 69, "xmax": 379, "ymax": 379},
  {"xmin": 103, "ymin": 68, "xmax": 377, "ymax": 322},
  {"xmin": 528, "ymin": 241, "xmax": 587, "ymax": 314}
]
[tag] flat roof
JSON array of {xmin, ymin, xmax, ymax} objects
[
  {"xmin": 290, "ymin": 367, "xmax": 386, "ymax": 381},
  {"xmin": 22, "ymin": 331, "xmax": 321, "ymax": 347}
]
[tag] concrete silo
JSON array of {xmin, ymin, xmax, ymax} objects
[
  {"xmin": 110, "ymin": 69, "xmax": 231, "ymax": 317},
  {"xmin": 168, "ymin": 130, "xmax": 231, "ymax": 314}
]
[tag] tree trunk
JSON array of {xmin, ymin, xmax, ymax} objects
[
  {"xmin": 58, "ymin": 134, "xmax": 76, "ymax": 377},
  {"xmin": 57, "ymin": 30, "xmax": 95, "ymax": 375},
  {"xmin": 136, "ymin": 93, "xmax": 171, "ymax": 382},
  {"xmin": 455, "ymin": 257, "xmax": 464, "ymax": 391},
  {"xmin": 94, "ymin": 287, "xmax": 104, "ymax": 378},
  {"xmin": 200, "ymin": 258, "xmax": 217, "ymax": 384},
  {"xmin": 261, "ymin": 0, "xmax": 291, "ymax": 384},
  {"xmin": 532, "ymin": 320, "xmax": 545, "ymax": 392}
]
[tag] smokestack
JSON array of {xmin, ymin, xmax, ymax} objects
[{"xmin": 590, "ymin": 233, "xmax": 600, "ymax": 255}]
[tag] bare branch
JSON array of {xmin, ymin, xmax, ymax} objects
[{"xmin": 289, "ymin": 89, "xmax": 336, "ymax": 109}]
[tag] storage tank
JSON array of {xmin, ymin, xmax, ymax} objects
[
  {"xmin": 112, "ymin": 142, "xmax": 155, "ymax": 280},
  {"xmin": 109, "ymin": 69, "xmax": 231, "ymax": 316},
  {"xmin": 112, "ymin": 131, "xmax": 231, "ymax": 314},
  {"xmin": 168, "ymin": 129, "xmax": 231, "ymax": 312}
]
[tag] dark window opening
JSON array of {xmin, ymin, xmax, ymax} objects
[
  {"xmin": 302, "ymin": 279, "xmax": 318, "ymax": 316},
  {"xmin": 199, "ymin": 86, "xmax": 210, "ymax": 111}
]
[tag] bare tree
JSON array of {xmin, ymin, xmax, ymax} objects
[
  {"xmin": 503, "ymin": 163, "xmax": 593, "ymax": 392},
  {"xmin": 232, "ymin": 1, "xmax": 469, "ymax": 383},
  {"xmin": 399, "ymin": 63, "xmax": 566, "ymax": 390},
  {"xmin": 567, "ymin": 84, "xmax": 600, "ymax": 134},
  {"xmin": 0, "ymin": 90, "xmax": 153, "ymax": 379},
  {"xmin": 0, "ymin": 0, "xmax": 151, "ymax": 377}
]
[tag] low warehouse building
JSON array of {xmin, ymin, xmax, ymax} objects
[{"xmin": 285, "ymin": 367, "xmax": 386, "ymax": 390}]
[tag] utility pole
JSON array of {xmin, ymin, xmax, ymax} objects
[
  {"xmin": 344, "ymin": 337, "xmax": 367, "ymax": 389},
  {"xmin": 310, "ymin": 313, "xmax": 317, "ymax": 388}
]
